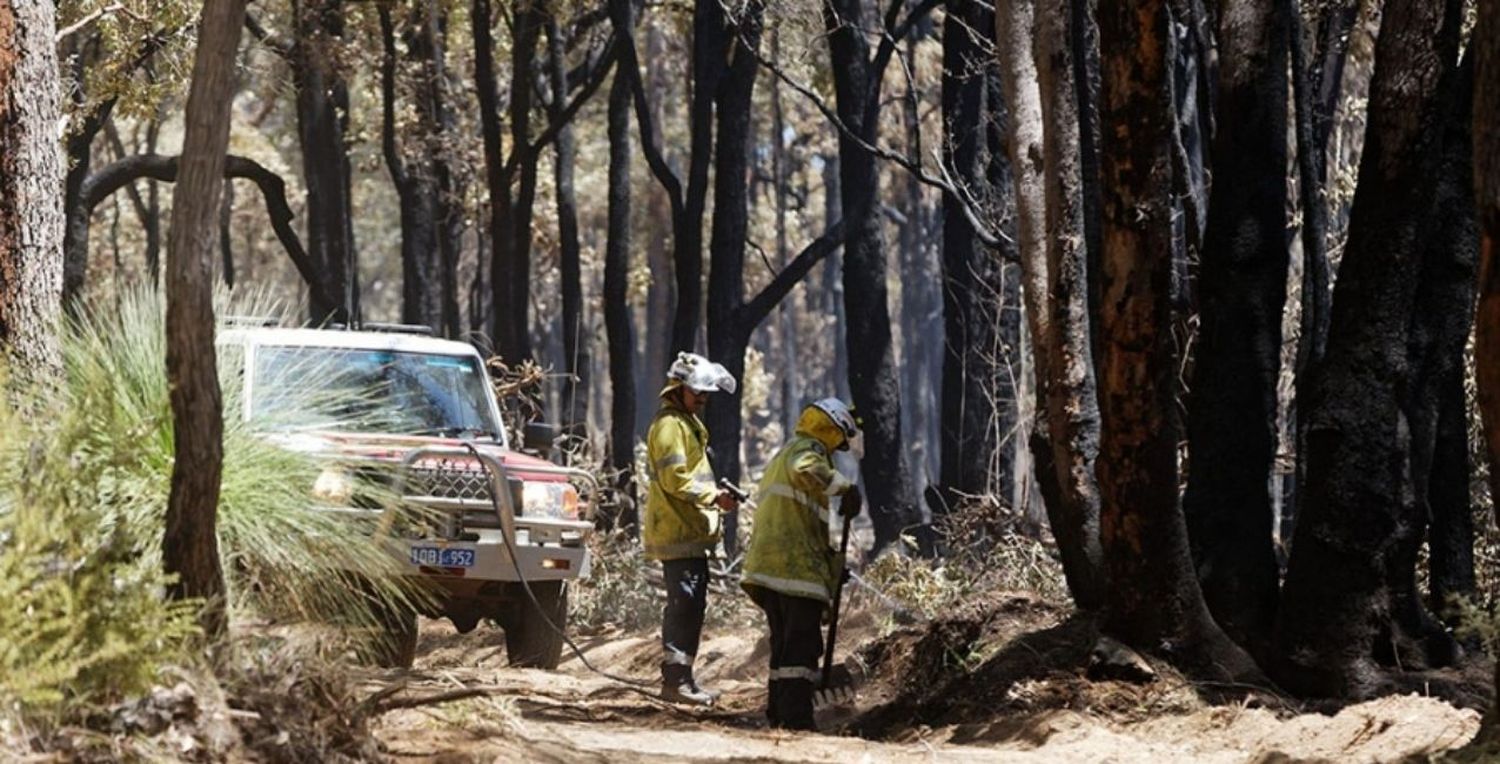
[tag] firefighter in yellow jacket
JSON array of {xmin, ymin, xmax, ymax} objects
[
  {"xmin": 645, "ymin": 352, "xmax": 740, "ymax": 705},
  {"xmin": 741, "ymin": 398, "xmax": 863, "ymax": 730}
]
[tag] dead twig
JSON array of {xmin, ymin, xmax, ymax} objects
[{"xmin": 368, "ymin": 688, "xmax": 491, "ymax": 716}]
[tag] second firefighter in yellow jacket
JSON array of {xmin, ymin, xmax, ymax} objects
[{"xmin": 741, "ymin": 398, "xmax": 863, "ymax": 730}]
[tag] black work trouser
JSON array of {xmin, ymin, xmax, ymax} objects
[
  {"xmin": 748, "ymin": 585, "xmax": 825, "ymax": 730},
  {"xmin": 661, "ymin": 557, "xmax": 710, "ymax": 684}
]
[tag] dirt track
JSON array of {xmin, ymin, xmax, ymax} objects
[{"xmin": 369, "ymin": 605, "xmax": 1483, "ymax": 763}]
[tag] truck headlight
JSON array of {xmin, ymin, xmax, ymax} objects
[
  {"xmin": 521, "ymin": 482, "xmax": 581, "ymax": 520},
  {"xmin": 312, "ymin": 468, "xmax": 355, "ymax": 504}
]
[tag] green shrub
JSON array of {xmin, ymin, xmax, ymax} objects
[{"xmin": 0, "ymin": 287, "xmax": 423, "ymax": 728}]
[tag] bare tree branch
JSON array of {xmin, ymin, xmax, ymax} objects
[
  {"xmin": 741, "ymin": 219, "xmax": 847, "ymax": 329},
  {"xmin": 244, "ymin": 12, "xmax": 294, "ymax": 58},
  {"xmin": 731, "ymin": 27, "xmax": 1013, "ymax": 252},
  {"xmin": 609, "ymin": 0, "xmax": 686, "ymax": 220},
  {"xmin": 503, "ymin": 34, "xmax": 619, "ymax": 173},
  {"xmin": 82, "ymin": 153, "xmax": 335, "ymax": 309}
]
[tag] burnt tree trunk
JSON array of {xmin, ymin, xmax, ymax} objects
[
  {"xmin": 1181, "ymin": 0, "xmax": 1291, "ymax": 654},
  {"xmin": 61, "ymin": 40, "xmax": 112, "ymax": 311},
  {"xmin": 491, "ymin": 1, "xmax": 543, "ymax": 363},
  {"xmin": 940, "ymin": 1, "xmax": 1007, "ymax": 502},
  {"xmin": 770, "ymin": 29, "xmax": 800, "ymax": 435},
  {"xmin": 163, "ymin": 0, "xmax": 245, "ymax": 645},
  {"xmin": 548, "ymin": 16, "xmax": 588, "ymax": 431},
  {"xmin": 699, "ymin": 0, "xmax": 842, "ymax": 555},
  {"xmin": 1287, "ymin": 0, "xmax": 1353, "ymax": 547},
  {"xmin": 670, "ymin": 0, "xmax": 721, "ymax": 356},
  {"xmin": 1072, "ymin": 0, "xmax": 1105, "ymax": 372},
  {"xmin": 144, "ymin": 120, "xmax": 162, "ymax": 282},
  {"xmin": 472, "ymin": 0, "xmax": 501, "ymax": 338},
  {"xmin": 1274, "ymin": 0, "xmax": 1464, "ymax": 699},
  {"xmin": 605, "ymin": 57, "xmax": 636, "ymax": 530},
  {"xmin": 639, "ymin": 14, "xmax": 672, "ymax": 429},
  {"xmin": 219, "ymin": 179, "xmax": 234, "ymax": 287},
  {"xmin": 996, "ymin": 0, "xmax": 1106, "ymax": 609},
  {"xmin": 293, "ymin": 0, "xmax": 356, "ymax": 323},
  {"xmin": 896, "ymin": 24, "xmax": 942, "ymax": 500},
  {"xmin": 1095, "ymin": 0, "xmax": 1257, "ymax": 678},
  {"xmin": 1400, "ymin": 51, "xmax": 1476, "ymax": 652},
  {"xmin": 0, "ymin": 0, "xmax": 64, "ymax": 380},
  {"xmin": 1472, "ymin": 0, "xmax": 1500, "ymax": 739},
  {"xmin": 379, "ymin": 4, "xmax": 442, "ymax": 331},
  {"xmin": 824, "ymin": 0, "xmax": 924, "ymax": 553},
  {"xmin": 704, "ymin": 0, "xmax": 764, "ymax": 527}
]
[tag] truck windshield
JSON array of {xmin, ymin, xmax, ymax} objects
[{"xmin": 252, "ymin": 346, "xmax": 502, "ymax": 441}]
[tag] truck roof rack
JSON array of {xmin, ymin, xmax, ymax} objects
[
  {"xmin": 355, "ymin": 322, "xmax": 435, "ymax": 336},
  {"xmin": 222, "ymin": 315, "xmax": 282, "ymax": 327}
]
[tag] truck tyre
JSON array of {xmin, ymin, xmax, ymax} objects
[
  {"xmin": 370, "ymin": 600, "xmax": 419, "ymax": 669},
  {"xmin": 504, "ymin": 581, "xmax": 568, "ymax": 669}
]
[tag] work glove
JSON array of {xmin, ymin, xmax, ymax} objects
[
  {"xmin": 840, "ymin": 485, "xmax": 863, "ymax": 519},
  {"xmin": 713, "ymin": 490, "xmax": 739, "ymax": 512}
]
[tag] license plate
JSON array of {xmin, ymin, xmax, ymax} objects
[{"xmin": 410, "ymin": 546, "xmax": 475, "ymax": 567}]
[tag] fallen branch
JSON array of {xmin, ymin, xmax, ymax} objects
[{"xmin": 367, "ymin": 687, "xmax": 490, "ymax": 717}]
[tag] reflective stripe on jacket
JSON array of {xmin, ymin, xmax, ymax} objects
[
  {"xmin": 741, "ymin": 434, "xmax": 852, "ymax": 603},
  {"xmin": 643, "ymin": 401, "xmax": 721, "ymax": 560}
]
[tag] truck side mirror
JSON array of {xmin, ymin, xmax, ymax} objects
[{"xmin": 522, "ymin": 422, "xmax": 558, "ymax": 456}]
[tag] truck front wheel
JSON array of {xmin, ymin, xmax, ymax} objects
[{"xmin": 502, "ymin": 581, "xmax": 568, "ymax": 669}]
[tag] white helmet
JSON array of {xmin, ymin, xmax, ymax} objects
[
  {"xmin": 662, "ymin": 352, "xmax": 737, "ymax": 396},
  {"xmin": 809, "ymin": 397, "xmax": 863, "ymax": 458}
]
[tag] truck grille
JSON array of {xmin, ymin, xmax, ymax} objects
[{"xmin": 406, "ymin": 462, "xmax": 494, "ymax": 501}]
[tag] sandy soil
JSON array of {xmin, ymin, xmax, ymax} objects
[{"xmin": 365, "ymin": 592, "xmax": 1485, "ymax": 763}]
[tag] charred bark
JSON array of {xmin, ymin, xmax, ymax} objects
[
  {"xmin": 639, "ymin": 14, "xmax": 675, "ymax": 429},
  {"xmin": 219, "ymin": 179, "xmax": 234, "ymax": 287},
  {"xmin": 1474, "ymin": 0, "xmax": 1500, "ymax": 739},
  {"xmin": 704, "ymin": 0, "xmax": 764, "ymax": 535},
  {"xmin": 61, "ymin": 38, "xmax": 111, "ymax": 311},
  {"xmin": 163, "ymin": 0, "xmax": 245, "ymax": 644},
  {"xmin": 1181, "ymin": 0, "xmax": 1291, "ymax": 654},
  {"xmin": 549, "ymin": 15, "xmax": 589, "ymax": 431},
  {"xmin": 996, "ymin": 0, "xmax": 1106, "ymax": 610},
  {"xmin": 669, "ymin": 0, "xmax": 722, "ymax": 356},
  {"xmin": 604, "ymin": 45, "xmax": 636, "ymax": 530},
  {"xmin": 472, "ymin": 0, "xmax": 501, "ymax": 338},
  {"xmin": 379, "ymin": 4, "xmax": 442, "ymax": 331},
  {"xmin": 490, "ymin": 1, "xmax": 543, "ymax": 363},
  {"xmin": 1402, "ymin": 52, "xmax": 1477, "ymax": 648},
  {"xmin": 291, "ymin": 0, "xmax": 356, "ymax": 323},
  {"xmin": 0, "ymin": 0, "xmax": 64, "ymax": 380},
  {"xmin": 1275, "ymin": 0, "xmax": 1464, "ymax": 699},
  {"xmin": 1095, "ymin": 0, "xmax": 1257, "ymax": 679},
  {"xmin": 823, "ymin": 0, "xmax": 925, "ymax": 554}
]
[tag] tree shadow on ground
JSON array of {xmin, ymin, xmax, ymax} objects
[{"xmin": 844, "ymin": 595, "xmax": 1493, "ymax": 746}]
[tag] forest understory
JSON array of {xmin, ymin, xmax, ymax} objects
[{"xmin": 30, "ymin": 569, "xmax": 1491, "ymax": 763}]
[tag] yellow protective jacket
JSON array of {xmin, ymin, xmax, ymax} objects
[
  {"xmin": 642, "ymin": 400, "xmax": 721, "ymax": 560},
  {"xmin": 740, "ymin": 428, "xmax": 854, "ymax": 603}
]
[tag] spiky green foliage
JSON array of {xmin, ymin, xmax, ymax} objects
[{"xmin": 0, "ymin": 287, "xmax": 426, "ymax": 724}]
